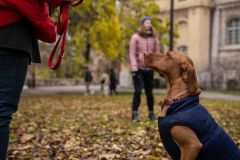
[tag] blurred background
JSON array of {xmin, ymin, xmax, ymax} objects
[{"xmin": 26, "ymin": 0, "xmax": 240, "ymax": 91}]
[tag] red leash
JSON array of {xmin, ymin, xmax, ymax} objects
[{"xmin": 48, "ymin": 0, "xmax": 84, "ymax": 70}]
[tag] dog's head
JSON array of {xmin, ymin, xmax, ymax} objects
[{"xmin": 144, "ymin": 51, "xmax": 201, "ymax": 95}]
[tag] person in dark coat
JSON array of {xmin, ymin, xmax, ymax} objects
[
  {"xmin": 84, "ymin": 67, "xmax": 93, "ymax": 95},
  {"xmin": 109, "ymin": 69, "xmax": 118, "ymax": 95}
]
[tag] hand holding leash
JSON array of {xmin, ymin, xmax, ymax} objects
[{"xmin": 48, "ymin": 0, "xmax": 84, "ymax": 70}]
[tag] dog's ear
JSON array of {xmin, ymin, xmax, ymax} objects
[{"xmin": 181, "ymin": 62, "xmax": 199, "ymax": 94}]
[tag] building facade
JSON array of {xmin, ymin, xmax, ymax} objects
[
  {"xmin": 155, "ymin": 0, "xmax": 240, "ymax": 89},
  {"xmin": 211, "ymin": 0, "xmax": 240, "ymax": 89}
]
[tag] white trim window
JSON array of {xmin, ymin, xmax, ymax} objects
[{"xmin": 227, "ymin": 18, "xmax": 240, "ymax": 45}]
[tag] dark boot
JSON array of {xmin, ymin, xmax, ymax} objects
[
  {"xmin": 131, "ymin": 111, "xmax": 139, "ymax": 122},
  {"xmin": 148, "ymin": 111, "xmax": 155, "ymax": 121}
]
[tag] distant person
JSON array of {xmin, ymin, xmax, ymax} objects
[
  {"xmin": 109, "ymin": 69, "xmax": 118, "ymax": 95},
  {"xmin": 100, "ymin": 71, "xmax": 110, "ymax": 95},
  {"xmin": 0, "ymin": 0, "xmax": 76, "ymax": 158},
  {"xmin": 129, "ymin": 16, "xmax": 161, "ymax": 122},
  {"xmin": 84, "ymin": 67, "xmax": 93, "ymax": 95}
]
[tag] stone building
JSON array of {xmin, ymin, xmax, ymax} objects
[
  {"xmin": 210, "ymin": 0, "xmax": 240, "ymax": 89},
  {"xmin": 153, "ymin": 0, "xmax": 240, "ymax": 89}
]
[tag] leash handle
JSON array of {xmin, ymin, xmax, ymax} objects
[
  {"xmin": 48, "ymin": 29, "xmax": 67, "ymax": 70},
  {"xmin": 48, "ymin": 0, "xmax": 84, "ymax": 70},
  {"xmin": 48, "ymin": 4, "xmax": 68, "ymax": 70}
]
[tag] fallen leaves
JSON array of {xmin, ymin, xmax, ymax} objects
[
  {"xmin": 99, "ymin": 153, "xmax": 120, "ymax": 160},
  {"xmin": 20, "ymin": 134, "xmax": 35, "ymax": 143},
  {"xmin": 64, "ymin": 136, "xmax": 77, "ymax": 150},
  {"xmin": 7, "ymin": 94, "xmax": 240, "ymax": 159}
]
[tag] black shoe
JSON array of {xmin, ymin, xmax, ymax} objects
[
  {"xmin": 131, "ymin": 111, "xmax": 139, "ymax": 122},
  {"xmin": 148, "ymin": 112, "xmax": 155, "ymax": 121}
]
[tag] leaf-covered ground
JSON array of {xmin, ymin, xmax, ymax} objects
[{"xmin": 8, "ymin": 94, "xmax": 240, "ymax": 160}]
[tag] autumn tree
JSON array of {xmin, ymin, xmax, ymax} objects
[
  {"xmin": 70, "ymin": 0, "xmax": 171, "ymax": 62},
  {"xmin": 35, "ymin": 0, "xmax": 174, "ymax": 79},
  {"xmin": 70, "ymin": 0, "xmax": 122, "ymax": 61}
]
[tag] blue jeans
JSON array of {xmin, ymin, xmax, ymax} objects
[{"xmin": 0, "ymin": 49, "xmax": 29, "ymax": 160}]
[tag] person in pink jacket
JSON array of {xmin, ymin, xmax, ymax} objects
[{"xmin": 129, "ymin": 16, "xmax": 160, "ymax": 122}]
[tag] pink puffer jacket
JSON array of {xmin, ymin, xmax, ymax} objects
[{"xmin": 129, "ymin": 33, "xmax": 160, "ymax": 72}]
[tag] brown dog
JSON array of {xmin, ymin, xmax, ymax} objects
[{"xmin": 144, "ymin": 51, "xmax": 240, "ymax": 160}]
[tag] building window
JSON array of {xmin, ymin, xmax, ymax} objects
[
  {"xmin": 178, "ymin": 45, "xmax": 188, "ymax": 54},
  {"xmin": 227, "ymin": 18, "xmax": 240, "ymax": 45}
]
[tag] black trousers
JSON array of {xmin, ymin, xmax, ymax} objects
[
  {"xmin": 132, "ymin": 70, "xmax": 154, "ymax": 112},
  {"xmin": 0, "ymin": 49, "xmax": 29, "ymax": 159}
]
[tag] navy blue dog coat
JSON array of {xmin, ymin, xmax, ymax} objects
[{"xmin": 159, "ymin": 95, "xmax": 240, "ymax": 160}]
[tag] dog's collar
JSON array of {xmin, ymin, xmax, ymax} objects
[{"xmin": 159, "ymin": 97, "xmax": 184, "ymax": 110}]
